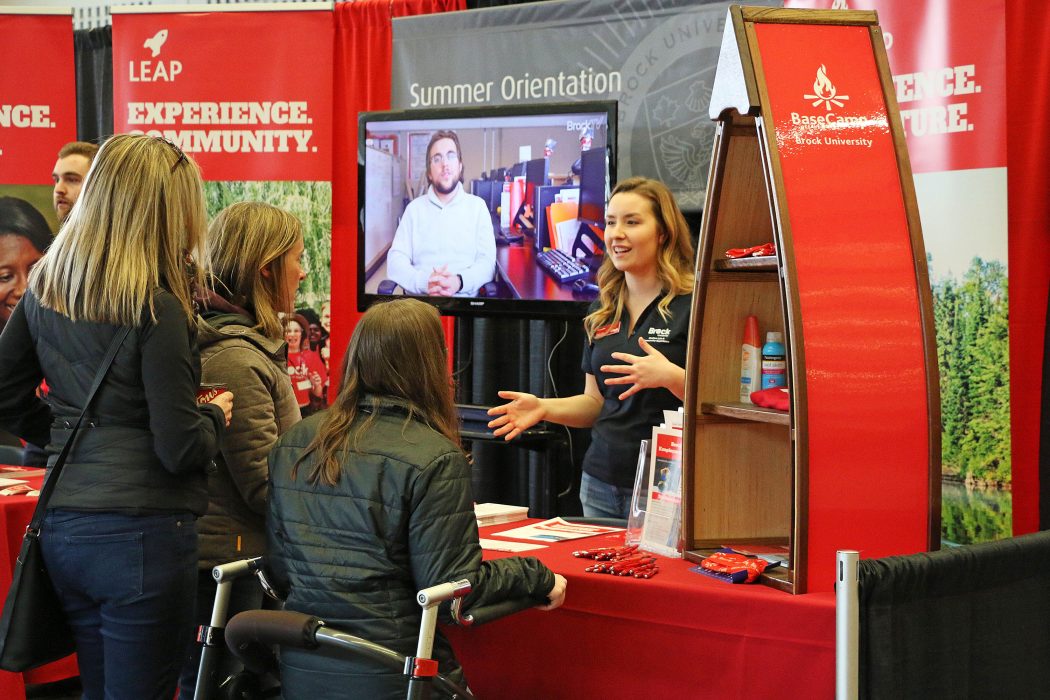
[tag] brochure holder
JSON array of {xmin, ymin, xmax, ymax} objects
[
  {"xmin": 639, "ymin": 427, "xmax": 683, "ymax": 558},
  {"xmin": 625, "ymin": 439, "xmax": 651, "ymax": 546}
]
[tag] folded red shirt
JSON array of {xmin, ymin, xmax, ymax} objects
[
  {"xmin": 750, "ymin": 386, "xmax": 789, "ymax": 411},
  {"xmin": 699, "ymin": 550, "xmax": 769, "ymax": 583},
  {"xmin": 725, "ymin": 242, "xmax": 776, "ymax": 259}
]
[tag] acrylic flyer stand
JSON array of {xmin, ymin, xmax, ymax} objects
[
  {"xmin": 639, "ymin": 426, "xmax": 683, "ymax": 558},
  {"xmin": 681, "ymin": 6, "xmax": 940, "ymax": 594},
  {"xmin": 625, "ymin": 439, "xmax": 650, "ymax": 547}
]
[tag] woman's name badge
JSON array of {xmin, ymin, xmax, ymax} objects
[
  {"xmin": 297, "ymin": 379, "xmax": 313, "ymax": 391},
  {"xmin": 594, "ymin": 322, "xmax": 621, "ymax": 339}
]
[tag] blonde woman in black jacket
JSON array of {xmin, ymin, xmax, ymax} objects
[
  {"xmin": 267, "ymin": 298, "xmax": 566, "ymax": 700},
  {"xmin": 0, "ymin": 134, "xmax": 233, "ymax": 699}
]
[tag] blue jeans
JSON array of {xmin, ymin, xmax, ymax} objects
[
  {"xmin": 579, "ymin": 472, "xmax": 633, "ymax": 519},
  {"xmin": 40, "ymin": 509, "xmax": 198, "ymax": 700}
]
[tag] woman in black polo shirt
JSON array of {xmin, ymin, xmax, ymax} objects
[{"xmin": 488, "ymin": 177, "xmax": 694, "ymax": 518}]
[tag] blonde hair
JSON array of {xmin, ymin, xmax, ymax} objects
[
  {"xmin": 206, "ymin": 201, "xmax": 303, "ymax": 339},
  {"xmin": 292, "ymin": 299, "xmax": 460, "ymax": 487},
  {"xmin": 30, "ymin": 133, "xmax": 206, "ymax": 325},
  {"xmin": 584, "ymin": 177, "xmax": 695, "ymax": 340}
]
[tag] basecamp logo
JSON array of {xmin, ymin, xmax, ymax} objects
[
  {"xmin": 789, "ymin": 62, "xmax": 873, "ymax": 148},
  {"xmin": 803, "ymin": 65, "xmax": 849, "ymax": 111},
  {"xmin": 130, "ymin": 29, "xmax": 182, "ymax": 82}
]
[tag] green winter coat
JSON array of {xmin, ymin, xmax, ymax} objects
[{"xmin": 267, "ymin": 397, "xmax": 555, "ymax": 699}]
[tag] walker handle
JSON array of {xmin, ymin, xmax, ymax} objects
[
  {"xmin": 453, "ymin": 595, "xmax": 538, "ymax": 627},
  {"xmin": 225, "ymin": 610, "xmax": 322, "ymax": 674}
]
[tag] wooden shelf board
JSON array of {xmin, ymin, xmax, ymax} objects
[
  {"xmin": 713, "ymin": 257, "xmax": 778, "ymax": 272},
  {"xmin": 701, "ymin": 401, "xmax": 790, "ymax": 425}
]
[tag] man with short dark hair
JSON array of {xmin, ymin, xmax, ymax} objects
[
  {"xmin": 387, "ymin": 129, "xmax": 495, "ymax": 296},
  {"xmin": 52, "ymin": 141, "xmax": 99, "ymax": 222}
]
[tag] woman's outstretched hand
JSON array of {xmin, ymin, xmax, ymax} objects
[{"xmin": 487, "ymin": 390, "xmax": 545, "ymax": 441}]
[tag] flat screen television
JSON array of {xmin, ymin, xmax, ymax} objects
[{"xmin": 358, "ymin": 100, "xmax": 617, "ymax": 318}]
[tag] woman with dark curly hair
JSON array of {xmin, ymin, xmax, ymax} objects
[{"xmin": 0, "ymin": 196, "xmax": 51, "ymax": 332}]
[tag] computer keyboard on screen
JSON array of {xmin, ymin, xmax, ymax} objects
[{"xmin": 536, "ymin": 248, "xmax": 590, "ymax": 284}]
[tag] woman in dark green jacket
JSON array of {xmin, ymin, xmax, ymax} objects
[{"xmin": 267, "ymin": 298, "xmax": 566, "ymax": 699}]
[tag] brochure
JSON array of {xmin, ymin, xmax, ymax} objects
[
  {"xmin": 478, "ymin": 538, "xmax": 548, "ymax": 553},
  {"xmin": 492, "ymin": 517, "xmax": 624, "ymax": 542},
  {"xmin": 474, "ymin": 502, "xmax": 529, "ymax": 528}
]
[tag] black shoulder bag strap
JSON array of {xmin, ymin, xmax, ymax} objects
[{"xmin": 29, "ymin": 326, "xmax": 133, "ymax": 525}]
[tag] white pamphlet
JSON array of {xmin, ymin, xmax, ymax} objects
[{"xmin": 492, "ymin": 517, "xmax": 624, "ymax": 543}]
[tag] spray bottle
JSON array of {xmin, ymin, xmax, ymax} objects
[{"xmin": 739, "ymin": 315, "xmax": 761, "ymax": 403}]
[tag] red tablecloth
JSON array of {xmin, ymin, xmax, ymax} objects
[
  {"xmin": 445, "ymin": 521, "xmax": 835, "ymax": 699},
  {"xmin": 0, "ymin": 469, "xmax": 78, "ymax": 698}
]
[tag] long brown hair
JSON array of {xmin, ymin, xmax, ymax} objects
[
  {"xmin": 292, "ymin": 299, "xmax": 460, "ymax": 486},
  {"xmin": 584, "ymin": 177, "xmax": 695, "ymax": 340},
  {"xmin": 206, "ymin": 202, "xmax": 303, "ymax": 339}
]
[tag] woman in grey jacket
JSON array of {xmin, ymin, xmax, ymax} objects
[
  {"xmin": 0, "ymin": 134, "xmax": 233, "ymax": 699},
  {"xmin": 267, "ymin": 298, "xmax": 567, "ymax": 700},
  {"xmin": 178, "ymin": 202, "xmax": 304, "ymax": 697}
]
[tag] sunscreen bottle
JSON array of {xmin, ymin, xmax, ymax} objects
[
  {"xmin": 739, "ymin": 315, "xmax": 761, "ymax": 403},
  {"xmin": 761, "ymin": 331, "xmax": 787, "ymax": 389}
]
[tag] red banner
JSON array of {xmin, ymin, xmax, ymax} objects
[
  {"xmin": 786, "ymin": 0, "xmax": 1006, "ymax": 174},
  {"xmin": 112, "ymin": 6, "xmax": 336, "ymax": 413},
  {"xmin": 0, "ymin": 11, "xmax": 76, "ymax": 185},
  {"xmin": 112, "ymin": 8, "xmax": 333, "ymax": 181}
]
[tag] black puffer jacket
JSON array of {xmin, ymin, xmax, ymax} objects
[
  {"xmin": 267, "ymin": 398, "xmax": 555, "ymax": 699},
  {"xmin": 0, "ymin": 289, "xmax": 225, "ymax": 515}
]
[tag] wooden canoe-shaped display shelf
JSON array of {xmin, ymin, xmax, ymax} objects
[{"xmin": 682, "ymin": 6, "xmax": 941, "ymax": 594}]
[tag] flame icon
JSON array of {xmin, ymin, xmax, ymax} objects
[
  {"xmin": 813, "ymin": 66, "xmax": 835, "ymax": 99},
  {"xmin": 803, "ymin": 65, "xmax": 850, "ymax": 110}
]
